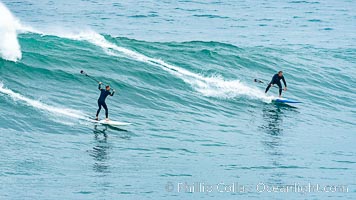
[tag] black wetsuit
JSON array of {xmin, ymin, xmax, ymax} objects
[
  {"xmin": 96, "ymin": 84, "xmax": 114, "ymax": 118},
  {"xmin": 265, "ymin": 74, "xmax": 287, "ymax": 96}
]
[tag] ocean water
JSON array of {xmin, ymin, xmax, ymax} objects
[{"xmin": 0, "ymin": 0, "xmax": 355, "ymax": 199}]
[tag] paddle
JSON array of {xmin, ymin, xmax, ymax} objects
[
  {"xmin": 254, "ymin": 78, "xmax": 265, "ymax": 83},
  {"xmin": 254, "ymin": 78, "xmax": 280, "ymax": 89},
  {"xmin": 80, "ymin": 70, "xmax": 101, "ymax": 83},
  {"xmin": 80, "ymin": 70, "xmax": 115, "ymax": 91}
]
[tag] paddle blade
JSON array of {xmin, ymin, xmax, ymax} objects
[{"xmin": 254, "ymin": 79, "xmax": 263, "ymax": 83}]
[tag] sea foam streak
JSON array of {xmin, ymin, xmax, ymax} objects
[
  {"xmin": 0, "ymin": 2, "xmax": 22, "ymax": 62},
  {"xmin": 52, "ymin": 30, "xmax": 273, "ymax": 102},
  {"xmin": 0, "ymin": 83, "xmax": 85, "ymax": 120}
]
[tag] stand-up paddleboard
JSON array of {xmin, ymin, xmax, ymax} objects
[
  {"xmin": 89, "ymin": 118, "xmax": 131, "ymax": 126},
  {"xmin": 272, "ymin": 97, "xmax": 302, "ymax": 104}
]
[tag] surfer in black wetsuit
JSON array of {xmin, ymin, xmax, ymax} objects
[
  {"xmin": 265, "ymin": 71, "xmax": 287, "ymax": 97},
  {"xmin": 95, "ymin": 82, "xmax": 115, "ymax": 120}
]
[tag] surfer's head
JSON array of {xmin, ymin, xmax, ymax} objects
[
  {"xmin": 278, "ymin": 71, "xmax": 283, "ymax": 77},
  {"xmin": 106, "ymin": 85, "xmax": 110, "ymax": 91}
]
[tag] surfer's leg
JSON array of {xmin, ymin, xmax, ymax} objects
[
  {"xmin": 102, "ymin": 102, "xmax": 108, "ymax": 119},
  {"xmin": 265, "ymin": 82, "xmax": 272, "ymax": 93},
  {"xmin": 96, "ymin": 101, "xmax": 102, "ymax": 119},
  {"xmin": 277, "ymin": 82, "xmax": 282, "ymax": 97}
]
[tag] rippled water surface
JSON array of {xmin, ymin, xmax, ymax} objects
[{"xmin": 0, "ymin": 0, "xmax": 355, "ymax": 199}]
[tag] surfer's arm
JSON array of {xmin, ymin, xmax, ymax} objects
[
  {"xmin": 98, "ymin": 82, "xmax": 102, "ymax": 90},
  {"xmin": 110, "ymin": 90, "xmax": 115, "ymax": 96},
  {"xmin": 282, "ymin": 77, "xmax": 287, "ymax": 87}
]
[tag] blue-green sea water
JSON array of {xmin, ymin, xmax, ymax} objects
[{"xmin": 0, "ymin": 0, "xmax": 355, "ymax": 199}]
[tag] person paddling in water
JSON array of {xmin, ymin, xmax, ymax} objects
[
  {"xmin": 95, "ymin": 82, "xmax": 115, "ymax": 121},
  {"xmin": 265, "ymin": 71, "xmax": 287, "ymax": 97}
]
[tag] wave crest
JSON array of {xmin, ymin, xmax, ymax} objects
[{"xmin": 0, "ymin": 2, "xmax": 22, "ymax": 62}]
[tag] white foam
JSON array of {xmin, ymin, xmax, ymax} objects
[
  {"xmin": 0, "ymin": 2, "xmax": 22, "ymax": 62},
  {"xmin": 0, "ymin": 83, "xmax": 85, "ymax": 119}
]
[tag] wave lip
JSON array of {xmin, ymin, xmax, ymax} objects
[{"xmin": 0, "ymin": 2, "xmax": 22, "ymax": 62}]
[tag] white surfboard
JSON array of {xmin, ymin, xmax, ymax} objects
[{"xmin": 89, "ymin": 119, "xmax": 131, "ymax": 126}]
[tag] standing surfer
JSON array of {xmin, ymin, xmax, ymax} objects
[
  {"xmin": 95, "ymin": 82, "xmax": 115, "ymax": 121},
  {"xmin": 265, "ymin": 71, "xmax": 287, "ymax": 97}
]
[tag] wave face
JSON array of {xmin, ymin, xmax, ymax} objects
[{"xmin": 0, "ymin": 1, "xmax": 355, "ymax": 200}]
